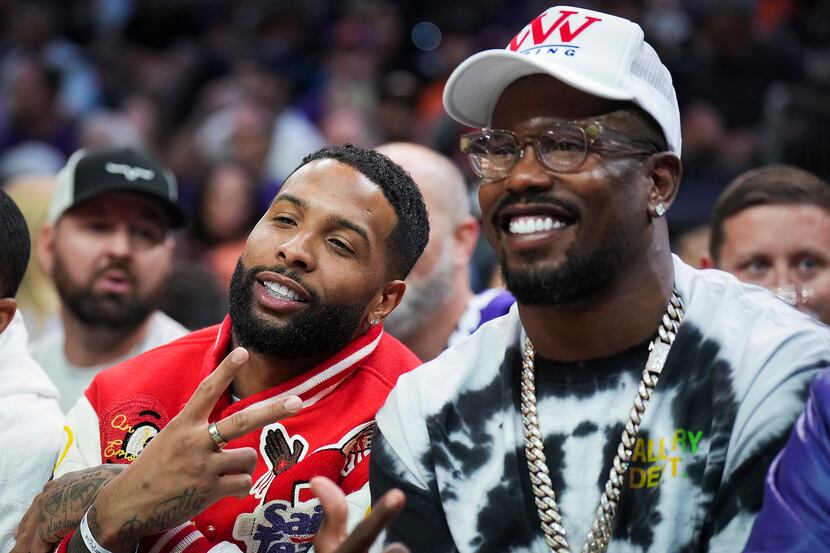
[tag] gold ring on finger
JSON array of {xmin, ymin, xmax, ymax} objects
[{"xmin": 208, "ymin": 422, "xmax": 228, "ymax": 450}]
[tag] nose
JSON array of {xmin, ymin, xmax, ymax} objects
[
  {"xmin": 104, "ymin": 225, "xmax": 132, "ymax": 258},
  {"xmin": 770, "ymin": 261, "xmax": 796, "ymax": 288},
  {"xmin": 277, "ymin": 231, "xmax": 316, "ymax": 272},
  {"xmin": 501, "ymin": 143, "xmax": 553, "ymax": 196}
]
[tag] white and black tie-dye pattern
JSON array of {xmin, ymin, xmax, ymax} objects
[{"xmin": 371, "ymin": 257, "xmax": 830, "ymax": 553}]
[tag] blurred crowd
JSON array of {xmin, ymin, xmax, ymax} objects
[{"xmin": 1, "ymin": 0, "xmax": 829, "ymax": 335}]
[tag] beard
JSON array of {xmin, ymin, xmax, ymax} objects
[
  {"xmin": 383, "ymin": 237, "xmax": 455, "ymax": 339},
  {"xmin": 228, "ymin": 260, "xmax": 369, "ymax": 359},
  {"xmin": 52, "ymin": 253, "xmax": 159, "ymax": 330},
  {"xmin": 492, "ymin": 192, "xmax": 628, "ymax": 306},
  {"xmin": 500, "ymin": 242, "xmax": 624, "ymax": 305}
]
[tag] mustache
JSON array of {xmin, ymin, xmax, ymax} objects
[
  {"xmin": 490, "ymin": 192, "xmax": 581, "ymax": 229},
  {"xmin": 244, "ymin": 263, "xmax": 319, "ymax": 303},
  {"xmin": 91, "ymin": 261, "xmax": 136, "ymax": 285}
]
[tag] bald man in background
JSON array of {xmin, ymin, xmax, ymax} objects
[{"xmin": 377, "ymin": 143, "xmax": 513, "ymax": 361}]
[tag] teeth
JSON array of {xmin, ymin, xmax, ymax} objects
[
  {"xmin": 508, "ymin": 216, "xmax": 565, "ymax": 235},
  {"xmin": 263, "ymin": 281, "xmax": 304, "ymax": 302}
]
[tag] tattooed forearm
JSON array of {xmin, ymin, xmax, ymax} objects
[
  {"xmin": 33, "ymin": 465, "xmax": 125, "ymax": 545},
  {"xmin": 65, "ymin": 505, "xmax": 104, "ymax": 553},
  {"xmin": 87, "ymin": 505, "xmax": 102, "ymax": 536},
  {"xmin": 116, "ymin": 488, "xmax": 209, "ymax": 552}
]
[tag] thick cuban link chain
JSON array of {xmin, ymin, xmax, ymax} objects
[{"xmin": 520, "ymin": 290, "xmax": 685, "ymax": 553}]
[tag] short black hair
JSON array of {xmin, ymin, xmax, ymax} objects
[
  {"xmin": 709, "ymin": 164, "xmax": 830, "ymax": 264},
  {"xmin": 0, "ymin": 188, "xmax": 31, "ymax": 298},
  {"xmin": 298, "ymin": 144, "xmax": 429, "ymax": 279}
]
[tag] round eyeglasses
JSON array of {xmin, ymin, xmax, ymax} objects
[{"xmin": 460, "ymin": 121, "xmax": 660, "ymax": 180}]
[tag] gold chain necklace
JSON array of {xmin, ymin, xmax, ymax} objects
[{"xmin": 520, "ymin": 290, "xmax": 684, "ymax": 552}]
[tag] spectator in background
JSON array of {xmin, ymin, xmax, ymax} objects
[
  {"xmin": 704, "ymin": 164, "xmax": 830, "ymax": 324},
  {"xmin": 0, "ymin": 55, "xmax": 77, "ymax": 159},
  {"xmin": 0, "ymin": 189, "xmax": 63, "ymax": 551},
  {"xmin": 30, "ymin": 146, "xmax": 188, "ymax": 412},
  {"xmin": 377, "ymin": 142, "xmax": 513, "ymax": 360},
  {"xmin": 188, "ymin": 159, "xmax": 262, "ymax": 286},
  {"xmin": 3, "ymin": 175, "xmax": 60, "ymax": 339}
]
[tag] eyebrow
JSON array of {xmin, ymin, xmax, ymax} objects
[{"xmin": 274, "ymin": 193, "xmax": 371, "ymax": 247}]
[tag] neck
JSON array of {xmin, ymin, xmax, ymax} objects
[
  {"xmin": 231, "ymin": 353, "xmax": 317, "ymax": 399},
  {"xmin": 520, "ymin": 248, "xmax": 675, "ymax": 362},
  {"xmin": 401, "ymin": 273, "xmax": 473, "ymax": 361},
  {"xmin": 60, "ymin": 309, "xmax": 152, "ymax": 368},
  {"xmin": 229, "ymin": 328, "xmax": 366, "ymax": 399}
]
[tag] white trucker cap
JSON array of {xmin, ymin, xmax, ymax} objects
[{"xmin": 443, "ymin": 5, "xmax": 682, "ymax": 155}]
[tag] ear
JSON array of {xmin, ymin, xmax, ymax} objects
[
  {"xmin": 452, "ymin": 216, "xmax": 479, "ymax": 268},
  {"xmin": 0, "ymin": 298, "xmax": 17, "ymax": 334},
  {"xmin": 645, "ymin": 153, "xmax": 682, "ymax": 218},
  {"xmin": 366, "ymin": 280, "xmax": 406, "ymax": 326},
  {"xmin": 700, "ymin": 254, "xmax": 715, "ymax": 269},
  {"xmin": 37, "ymin": 224, "xmax": 56, "ymax": 276}
]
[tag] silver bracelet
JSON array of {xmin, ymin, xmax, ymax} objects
[{"xmin": 79, "ymin": 507, "xmax": 114, "ymax": 553}]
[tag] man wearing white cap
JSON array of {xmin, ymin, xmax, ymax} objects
[{"xmin": 310, "ymin": 6, "xmax": 830, "ymax": 553}]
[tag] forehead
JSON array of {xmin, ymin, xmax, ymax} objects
[
  {"xmin": 723, "ymin": 204, "xmax": 830, "ymax": 252},
  {"xmin": 272, "ymin": 159, "xmax": 397, "ymax": 240},
  {"xmin": 62, "ymin": 192, "xmax": 168, "ymax": 225},
  {"xmin": 491, "ymin": 74, "xmax": 639, "ymax": 131}
]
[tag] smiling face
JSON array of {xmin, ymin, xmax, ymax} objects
[
  {"xmin": 479, "ymin": 75, "xmax": 659, "ymax": 306},
  {"xmin": 717, "ymin": 203, "xmax": 830, "ymax": 323},
  {"xmin": 229, "ymin": 158, "xmax": 401, "ymax": 359}
]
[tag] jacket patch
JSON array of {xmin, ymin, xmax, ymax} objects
[
  {"xmin": 251, "ymin": 423, "xmax": 309, "ymax": 500},
  {"xmin": 98, "ymin": 396, "xmax": 169, "ymax": 463},
  {"xmin": 312, "ymin": 421, "xmax": 375, "ymax": 477},
  {"xmin": 233, "ymin": 488, "xmax": 322, "ymax": 553}
]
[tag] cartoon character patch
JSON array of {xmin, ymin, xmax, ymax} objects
[
  {"xmin": 313, "ymin": 421, "xmax": 375, "ymax": 477},
  {"xmin": 234, "ymin": 482, "xmax": 322, "ymax": 553},
  {"xmin": 98, "ymin": 395, "xmax": 169, "ymax": 463},
  {"xmin": 251, "ymin": 423, "xmax": 308, "ymax": 500}
]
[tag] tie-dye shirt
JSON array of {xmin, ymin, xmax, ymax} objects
[{"xmin": 371, "ymin": 257, "xmax": 830, "ymax": 553}]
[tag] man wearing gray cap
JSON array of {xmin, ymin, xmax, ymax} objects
[
  {"xmin": 311, "ymin": 5, "xmax": 830, "ymax": 553},
  {"xmin": 31, "ymin": 146, "xmax": 188, "ymax": 412}
]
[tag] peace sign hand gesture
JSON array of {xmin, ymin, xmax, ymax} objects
[{"xmin": 84, "ymin": 347, "xmax": 302, "ymax": 553}]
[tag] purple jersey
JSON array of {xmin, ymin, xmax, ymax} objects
[{"xmin": 447, "ymin": 288, "xmax": 514, "ymax": 348}]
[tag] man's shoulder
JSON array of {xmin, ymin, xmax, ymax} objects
[
  {"xmin": 143, "ymin": 311, "xmax": 190, "ymax": 350},
  {"xmin": 361, "ymin": 331, "xmax": 423, "ymax": 385},
  {"xmin": 28, "ymin": 328, "xmax": 63, "ymax": 363},
  {"xmin": 89, "ymin": 323, "xmax": 222, "ymax": 396},
  {"xmin": 381, "ymin": 310, "xmax": 520, "ymax": 419}
]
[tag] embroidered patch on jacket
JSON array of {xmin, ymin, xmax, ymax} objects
[
  {"xmin": 233, "ymin": 484, "xmax": 322, "ymax": 553},
  {"xmin": 98, "ymin": 395, "xmax": 170, "ymax": 463},
  {"xmin": 251, "ymin": 423, "xmax": 309, "ymax": 500},
  {"xmin": 312, "ymin": 421, "xmax": 375, "ymax": 477}
]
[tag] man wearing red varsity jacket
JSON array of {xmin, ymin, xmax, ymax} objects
[{"xmin": 15, "ymin": 144, "xmax": 430, "ymax": 553}]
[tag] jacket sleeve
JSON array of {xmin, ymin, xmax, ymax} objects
[
  {"xmin": 743, "ymin": 370, "xmax": 830, "ymax": 553},
  {"xmin": 54, "ymin": 396, "xmax": 103, "ymax": 477}
]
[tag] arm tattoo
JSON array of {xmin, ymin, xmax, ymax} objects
[
  {"xmin": 65, "ymin": 506, "xmax": 102, "ymax": 553},
  {"xmin": 116, "ymin": 489, "xmax": 209, "ymax": 552},
  {"xmin": 40, "ymin": 466, "xmax": 124, "ymax": 546}
]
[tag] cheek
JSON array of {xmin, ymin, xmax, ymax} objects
[
  {"xmin": 134, "ymin": 250, "xmax": 173, "ymax": 289},
  {"xmin": 54, "ymin": 237, "xmax": 98, "ymax": 278}
]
